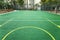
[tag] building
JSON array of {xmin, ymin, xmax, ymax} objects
[
  {"xmin": 23, "ymin": 0, "xmax": 41, "ymax": 9},
  {"xmin": 3, "ymin": 0, "xmax": 41, "ymax": 10}
]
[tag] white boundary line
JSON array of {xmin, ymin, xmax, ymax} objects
[
  {"xmin": 0, "ymin": 18, "xmax": 13, "ymax": 27},
  {"xmin": 12, "ymin": 19, "xmax": 59, "ymax": 21},
  {"xmin": 0, "ymin": 10, "xmax": 60, "ymax": 28},
  {"xmin": 0, "ymin": 10, "xmax": 16, "ymax": 15},
  {"xmin": 48, "ymin": 11, "xmax": 60, "ymax": 15},
  {"xmin": 2, "ymin": 26, "xmax": 56, "ymax": 40}
]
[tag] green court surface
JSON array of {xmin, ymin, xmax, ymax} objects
[{"xmin": 0, "ymin": 10, "xmax": 60, "ymax": 40}]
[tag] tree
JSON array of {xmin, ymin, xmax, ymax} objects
[
  {"xmin": 41, "ymin": 0, "xmax": 49, "ymax": 4},
  {"xmin": 17, "ymin": 0, "xmax": 24, "ymax": 6},
  {"xmin": 40, "ymin": 0, "xmax": 59, "ymax": 11},
  {"xmin": 14, "ymin": 0, "xmax": 24, "ymax": 9},
  {"xmin": 0, "ymin": 0, "xmax": 4, "ymax": 9}
]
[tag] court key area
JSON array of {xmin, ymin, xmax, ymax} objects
[{"xmin": 0, "ymin": 10, "xmax": 60, "ymax": 40}]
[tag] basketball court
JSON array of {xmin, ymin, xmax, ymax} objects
[{"xmin": 0, "ymin": 10, "xmax": 60, "ymax": 40}]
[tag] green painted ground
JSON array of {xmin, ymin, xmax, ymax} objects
[{"xmin": 0, "ymin": 10, "xmax": 60, "ymax": 40}]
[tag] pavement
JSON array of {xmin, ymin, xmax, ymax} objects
[{"xmin": 0, "ymin": 10, "xmax": 60, "ymax": 40}]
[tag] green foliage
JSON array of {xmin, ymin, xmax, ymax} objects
[
  {"xmin": 17, "ymin": 0, "xmax": 24, "ymax": 6},
  {"xmin": 0, "ymin": 1, "xmax": 4, "ymax": 5},
  {"xmin": 41, "ymin": 0, "xmax": 60, "ymax": 5},
  {"xmin": 41, "ymin": 0, "xmax": 46, "ymax": 2},
  {"xmin": 41, "ymin": 0, "xmax": 49, "ymax": 3}
]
